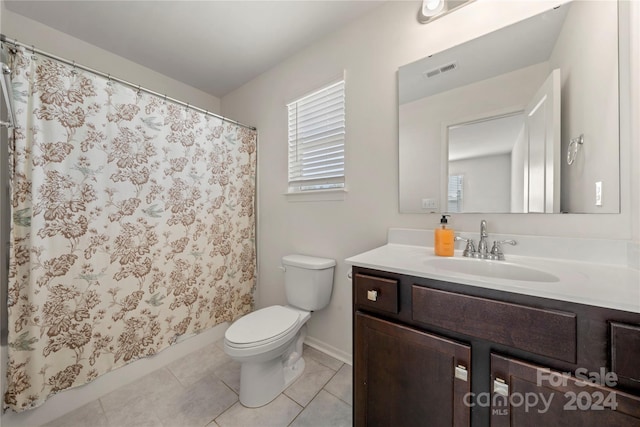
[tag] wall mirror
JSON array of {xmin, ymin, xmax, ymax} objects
[{"xmin": 398, "ymin": 1, "xmax": 621, "ymax": 214}]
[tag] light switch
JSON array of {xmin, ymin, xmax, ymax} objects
[
  {"xmin": 595, "ymin": 181, "xmax": 602, "ymax": 206},
  {"xmin": 422, "ymin": 198, "xmax": 438, "ymax": 209}
]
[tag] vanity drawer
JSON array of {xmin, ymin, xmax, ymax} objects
[
  {"xmin": 611, "ymin": 322, "xmax": 640, "ymax": 383},
  {"xmin": 354, "ymin": 274, "xmax": 399, "ymax": 314},
  {"xmin": 412, "ymin": 286, "xmax": 577, "ymax": 363}
]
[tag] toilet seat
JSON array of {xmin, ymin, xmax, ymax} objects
[{"xmin": 225, "ymin": 305, "xmax": 301, "ymax": 349}]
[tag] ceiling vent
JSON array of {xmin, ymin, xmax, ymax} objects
[{"xmin": 423, "ymin": 61, "xmax": 458, "ymax": 79}]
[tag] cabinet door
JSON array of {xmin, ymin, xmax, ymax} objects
[
  {"xmin": 491, "ymin": 353, "xmax": 640, "ymax": 427},
  {"xmin": 355, "ymin": 312, "xmax": 471, "ymax": 427}
]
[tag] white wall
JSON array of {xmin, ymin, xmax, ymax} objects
[
  {"xmin": 221, "ymin": 0, "xmax": 640, "ymax": 359},
  {"xmin": 632, "ymin": 0, "xmax": 640, "ymax": 245},
  {"xmin": 551, "ymin": 1, "xmax": 619, "ymax": 213},
  {"xmin": 511, "ymin": 128, "xmax": 527, "ymax": 213},
  {"xmin": 449, "ymin": 153, "xmax": 511, "ymax": 213}
]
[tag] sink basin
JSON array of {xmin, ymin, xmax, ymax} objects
[{"xmin": 425, "ymin": 258, "xmax": 559, "ymax": 283}]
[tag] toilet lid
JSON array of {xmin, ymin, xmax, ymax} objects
[{"xmin": 226, "ymin": 305, "xmax": 300, "ymax": 346}]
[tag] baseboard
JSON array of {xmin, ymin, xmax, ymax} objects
[
  {"xmin": 304, "ymin": 336, "xmax": 352, "ymax": 366},
  {"xmin": 1, "ymin": 323, "xmax": 229, "ymax": 427}
]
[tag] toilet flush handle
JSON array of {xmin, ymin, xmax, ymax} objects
[{"xmin": 279, "ymin": 265, "xmax": 286, "ymax": 272}]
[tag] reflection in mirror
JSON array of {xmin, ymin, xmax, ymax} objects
[
  {"xmin": 447, "ymin": 112, "xmax": 525, "ymax": 213},
  {"xmin": 399, "ymin": 1, "xmax": 621, "ymax": 214}
]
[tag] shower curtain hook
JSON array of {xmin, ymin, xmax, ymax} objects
[
  {"xmin": 106, "ymin": 73, "xmax": 112, "ymax": 86},
  {"xmin": 136, "ymin": 84, "xmax": 141, "ymax": 96},
  {"xmin": 71, "ymin": 60, "xmax": 78, "ymax": 75},
  {"xmin": 31, "ymin": 45, "xmax": 37, "ymax": 60},
  {"xmin": 163, "ymin": 94, "xmax": 167, "ymax": 104}
]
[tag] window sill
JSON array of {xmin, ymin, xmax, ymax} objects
[{"xmin": 284, "ymin": 188, "xmax": 348, "ymax": 202}]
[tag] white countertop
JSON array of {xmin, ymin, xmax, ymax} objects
[{"xmin": 346, "ymin": 243, "xmax": 640, "ymax": 314}]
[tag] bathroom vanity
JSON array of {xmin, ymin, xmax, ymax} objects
[{"xmin": 347, "ymin": 232, "xmax": 640, "ymax": 427}]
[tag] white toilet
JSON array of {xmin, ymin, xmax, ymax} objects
[{"xmin": 223, "ymin": 254, "xmax": 336, "ymax": 407}]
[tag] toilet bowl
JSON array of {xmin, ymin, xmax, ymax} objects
[
  {"xmin": 224, "ymin": 305, "xmax": 310, "ymax": 407},
  {"xmin": 223, "ymin": 255, "xmax": 335, "ymax": 407}
]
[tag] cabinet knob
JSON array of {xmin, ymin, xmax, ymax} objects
[{"xmin": 367, "ymin": 290, "xmax": 378, "ymax": 302}]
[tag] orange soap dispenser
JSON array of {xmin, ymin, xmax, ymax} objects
[{"xmin": 435, "ymin": 214, "xmax": 455, "ymax": 257}]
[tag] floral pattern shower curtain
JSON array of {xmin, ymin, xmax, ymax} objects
[{"xmin": 4, "ymin": 49, "xmax": 257, "ymax": 412}]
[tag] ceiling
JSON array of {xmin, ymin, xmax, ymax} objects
[
  {"xmin": 398, "ymin": 3, "xmax": 569, "ymax": 105},
  {"xmin": 448, "ymin": 113, "xmax": 524, "ymax": 162},
  {"xmin": 4, "ymin": 0, "xmax": 385, "ymax": 98}
]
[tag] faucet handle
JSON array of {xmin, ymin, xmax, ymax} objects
[
  {"xmin": 455, "ymin": 236, "xmax": 476, "ymax": 257},
  {"xmin": 490, "ymin": 240, "xmax": 517, "ymax": 260}
]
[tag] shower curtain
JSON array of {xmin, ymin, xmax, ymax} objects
[{"xmin": 3, "ymin": 48, "xmax": 257, "ymax": 412}]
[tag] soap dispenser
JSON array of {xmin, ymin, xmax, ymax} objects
[{"xmin": 435, "ymin": 214, "xmax": 454, "ymax": 257}]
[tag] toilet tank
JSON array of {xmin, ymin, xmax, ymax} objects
[{"xmin": 282, "ymin": 255, "xmax": 336, "ymax": 311}]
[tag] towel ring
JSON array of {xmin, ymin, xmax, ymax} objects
[{"xmin": 567, "ymin": 134, "xmax": 584, "ymax": 165}]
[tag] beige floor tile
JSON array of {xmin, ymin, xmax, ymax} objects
[
  {"xmin": 324, "ymin": 364, "xmax": 353, "ymax": 406},
  {"xmin": 290, "ymin": 390, "xmax": 352, "ymax": 427},
  {"xmin": 213, "ymin": 359, "xmax": 241, "ymax": 394},
  {"xmin": 100, "ymin": 368, "xmax": 182, "ymax": 414},
  {"xmin": 215, "ymin": 394, "xmax": 302, "ymax": 427},
  {"xmin": 43, "ymin": 341, "xmax": 353, "ymax": 427},
  {"xmin": 302, "ymin": 345, "xmax": 343, "ymax": 371},
  {"xmin": 156, "ymin": 375, "xmax": 237, "ymax": 427},
  {"xmin": 284, "ymin": 358, "xmax": 335, "ymax": 407},
  {"xmin": 214, "ymin": 338, "xmax": 226, "ymax": 352},
  {"xmin": 167, "ymin": 342, "xmax": 231, "ymax": 387},
  {"xmin": 42, "ymin": 400, "xmax": 108, "ymax": 427},
  {"xmin": 103, "ymin": 397, "xmax": 164, "ymax": 427}
]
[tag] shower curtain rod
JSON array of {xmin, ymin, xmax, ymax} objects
[{"xmin": 0, "ymin": 34, "xmax": 257, "ymax": 131}]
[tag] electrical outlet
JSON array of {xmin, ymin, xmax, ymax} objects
[
  {"xmin": 595, "ymin": 181, "xmax": 602, "ymax": 206},
  {"xmin": 422, "ymin": 198, "xmax": 438, "ymax": 209}
]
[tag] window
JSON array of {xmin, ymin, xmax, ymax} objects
[
  {"xmin": 287, "ymin": 80, "xmax": 345, "ymax": 193},
  {"xmin": 448, "ymin": 174, "xmax": 464, "ymax": 212}
]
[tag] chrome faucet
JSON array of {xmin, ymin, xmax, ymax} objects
[
  {"xmin": 456, "ymin": 220, "xmax": 517, "ymax": 260},
  {"xmin": 490, "ymin": 240, "xmax": 517, "ymax": 260},
  {"xmin": 454, "ymin": 236, "xmax": 476, "ymax": 257},
  {"xmin": 477, "ymin": 220, "xmax": 489, "ymax": 257}
]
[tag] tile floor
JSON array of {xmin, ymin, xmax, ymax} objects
[{"xmin": 43, "ymin": 340, "xmax": 353, "ymax": 427}]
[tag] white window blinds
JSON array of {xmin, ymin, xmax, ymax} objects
[
  {"xmin": 448, "ymin": 175, "xmax": 464, "ymax": 213},
  {"xmin": 287, "ymin": 80, "xmax": 345, "ymax": 192}
]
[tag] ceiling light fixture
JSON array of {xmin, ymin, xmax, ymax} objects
[
  {"xmin": 418, "ymin": 0, "xmax": 475, "ymax": 24},
  {"xmin": 422, "ymin": 0, "xmax": 446, "ymax": 17}
]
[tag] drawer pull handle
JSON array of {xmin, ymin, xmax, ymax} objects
[
  {"xmin": 367, "ymin": 290, "xmax": 378, "ymax": 302},
  {"xmin": 494, "ymin": 378, "xmax": 509, "ymax": 397},
  {"xmin": 455, "ymin": 365, "xmax": 468, "ymax": 382}
]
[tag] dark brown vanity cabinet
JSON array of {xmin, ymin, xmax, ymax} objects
[
  {"xmin": 352, "ymin": 267, "xmax": 640, "ymax": 427},
  {"xmin": 490, "ymin": 354, "xmax": 640, "ymax": 426},
  {"xmin": 355, "ymin": 312, "xmax": 471, "ymax": 427}
]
